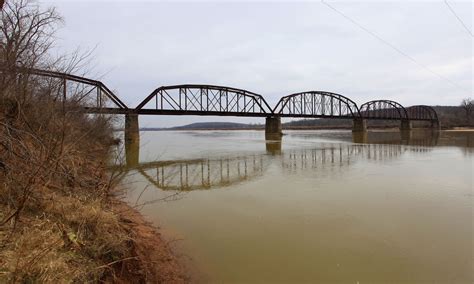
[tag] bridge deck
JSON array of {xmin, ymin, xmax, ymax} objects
[{"xmin": 86, "ymin": 107, "xmax": 437, "ymax": 121}]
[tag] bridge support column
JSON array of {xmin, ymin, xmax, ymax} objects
[
  {"xmin": 125, "ymin": 113, "xmax": 140, "ymax": 167},
  {"xmin": 265, "ymin": 116, "xmax": 282, "ymax": 140},
  {"xmin": 400, "ymin": 119, "xmax": 412, "ymax": 131},
  {"xmin": 352, "ymin": 118, "xmax": 367, "ymax": 132}
]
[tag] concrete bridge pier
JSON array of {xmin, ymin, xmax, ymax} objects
[
  {"xmin": 352, "ymin": 118, "xmax": 367, "ymax": 132},
  {"xmin": 125, "ymin": 113, "xmax": 140, "ymax": 167},
  {"xmin": 125, "ymin": 136, "xmax": 139, "ymax": 168},
  {"xmin": 400, "ymin": 119, "xmax": 412, "ymax": 131},
  {"xmin": 265, "ymin": 116, "xmax": 283, "ymax": 140}
]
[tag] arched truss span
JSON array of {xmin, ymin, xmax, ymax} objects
[
  {"xmin": 0, "ymin": 66, "xmax": 128, "ymax": 110},
  {"xmin": 406, "ymin": 105, "xmax": 439, "ymax": 122},
  {"xmin": 136, "ymin": 84, "xmax": 272, "ymax": 117},
  {"xmin": 272, "ymin": 91, "xmax": 361, "ymax": 118},
  {"xmin": 360, "ymin": 100, "xmax": 408, "ymax": 120}
]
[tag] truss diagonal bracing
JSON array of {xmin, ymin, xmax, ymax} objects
[{"xmin": 136, "ymin": 84, "xmax": 273, "ymax": 117}]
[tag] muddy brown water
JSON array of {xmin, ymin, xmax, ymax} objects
[{"xmin": 119, "ymin": 130, "xmax": 473, "ymax": 283}]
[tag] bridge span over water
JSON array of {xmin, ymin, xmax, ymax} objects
[{"xmin": 2, "ymin": 67, "xmax": 440, "ymax": 140}]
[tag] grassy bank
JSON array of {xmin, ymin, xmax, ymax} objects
[{"xmin": 0, "ymin": 75, "xmax": 187, "ymax": 282}]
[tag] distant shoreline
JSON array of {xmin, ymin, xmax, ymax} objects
[{"xmin": 138, "ymin": 126, "xmax": 474, "ymax": 132}]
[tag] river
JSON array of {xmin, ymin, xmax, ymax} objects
[{"xmin": 119, "ymin": 129, "xmax": 473, "ymax": 283}]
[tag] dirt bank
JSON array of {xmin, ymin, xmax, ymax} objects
[{"xmin": 109, "ymin": 199, "xmax": 189, "ymax": 283}]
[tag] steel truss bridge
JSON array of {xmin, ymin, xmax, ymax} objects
[{"xmin": 1, "ymin": 67, "xmax": 440, "ymax": 130}]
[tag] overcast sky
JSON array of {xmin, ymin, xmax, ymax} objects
[{"xmin": 44, "ymin": 0, "xmax": 472, "ymax": 128}]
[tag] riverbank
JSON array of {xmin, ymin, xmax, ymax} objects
[
  {"xmin": 0, "ymin": 133, "xmax": 188, "ymax": 282},
  {"xmin": 0, "ymin": 79, "xmax": 188, "ymax": 282},
  {"xmin": 109, "ymin": 199, "xmax": 188, "ymax": 283}
]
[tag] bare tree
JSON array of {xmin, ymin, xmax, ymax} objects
[
  {"xmin": 460, "ymin": 98, "xmax": 473, "ymax": 125},
  {"xmin": 0, "ymin": 1, "xmax": 130, "ymax": 281},
  {"xmin": 0, "ymin": 0, "xmax": 62, "ymax": 69}
]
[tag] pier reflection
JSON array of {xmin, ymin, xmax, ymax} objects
[
  {"xmin": 437, "ymin": 131, "xmax": 474, "ymax": 155},
  {"xmin": 352, "ymin": 130, "xmax": 440, "ymax": 148},
  {"xmin": 265, "ymin": 139, "xmax": 282, "ymax": 155}
]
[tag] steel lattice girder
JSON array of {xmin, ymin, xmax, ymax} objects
[
  {"xmin": 273, "ymin": 91, "xmax": 362, "ymax": 118},
  {"xmin": 136, "ymin": 84, "xmax": 273, "ymax": 115},
  {"xmin": 0, "ymin": 66, "xmax": 128, "ymax": 110},
  {"xmin": 406, "ymin": 105, "xmax": 439, "ymax": 121},
  {"xmin": 360, "ymin": 100, "xmax": 409, "ymax": 120}
]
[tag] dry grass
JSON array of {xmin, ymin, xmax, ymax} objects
[{"xmin": 0, "ymin": 74, "xmax": 140, "ymax": 282}]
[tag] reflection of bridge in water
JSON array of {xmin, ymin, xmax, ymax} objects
[
  {"xmin": 281, "ymin": 143, "xmax": 414, "ymax": 176},
  {"xmin": 136, "ymin": 155, "xmax": 268, "ymax": 191},
  {"xmin": 352, "ymin": 130, "xmax": 440, "ymax": 151},
  {"xmin": 120, "ymin": 131, "xmax": 440, "ymax": 191}
]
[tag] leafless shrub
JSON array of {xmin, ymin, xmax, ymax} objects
[
  {"xmin": 0, "ymin": 1, "xmax": 136, "ymax": 282},
  {"xmin": 460, "ymin": 98, "xmax": 473, "ymax": 125}
]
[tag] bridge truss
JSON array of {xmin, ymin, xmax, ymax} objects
[
  {"xmin": 359, "ymin": 100, "xmax": 409, "ymax": 120},
  {"xmin": 136, "ymin": 84, "xmax": 272, "ymax": 117},
  {"xmin": 2, "ymin": 67, "xmax": 440, "ymax": 126},
  {"xmin": 406, "ymin": 105, "xmax": 439, "ymax": 122},
  {"xmin": 0, "ymin": 67, "xmax": 128, "ymax": 112},
  {"xmin": 273, "ymin": 91, "xmax": 361, "ymax": 118}
]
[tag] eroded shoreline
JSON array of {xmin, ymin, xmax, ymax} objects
[{"xmin": 109, "ymin": 199, "xmax": 189, "ymax": 283}]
